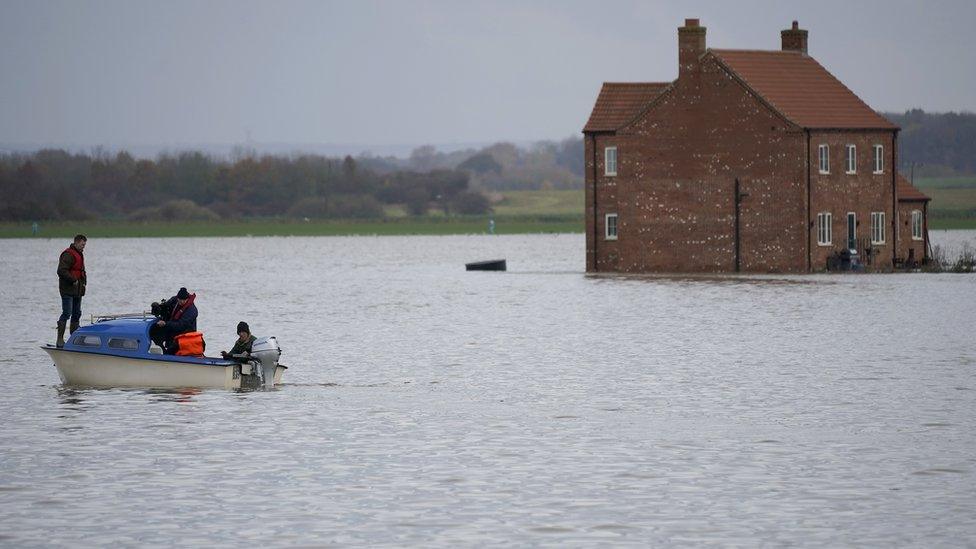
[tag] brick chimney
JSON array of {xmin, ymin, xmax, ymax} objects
[
  {"xmin": 781, "ymin": 20, "xmax": 808, "ymax": 54},
  {"xmin": 678, "ymin": 18, "xmax": 706, "ymax": 78}
]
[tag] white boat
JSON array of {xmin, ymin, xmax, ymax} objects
[{"xmin": 42, "ymin": 315, "xmax": 286, "ymax": 389}]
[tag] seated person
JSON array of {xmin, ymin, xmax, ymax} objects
[
  {"xmin": 149, "ymin": 287, "xmax": 198, "ymax": 354},
  {"xmin": 221, "ymin": 321, "xmax": 257, "ymax": 361}
]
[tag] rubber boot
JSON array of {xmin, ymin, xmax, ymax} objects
[
  {"xmin": 69, "ymin": 321, "xmax": 80, "ymax": 335},
  {"xmin": 56, "ymin": 321, "xmax": 66, "ymax": 348}
]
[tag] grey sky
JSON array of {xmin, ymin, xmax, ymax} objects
[{"xmin": 1, "ymin": 0, "xmax": 974, "ymax": 151}]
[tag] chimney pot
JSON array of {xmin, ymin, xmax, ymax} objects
[
  {"xmin": 781, "ymin": 20, "xmax": 808, "ymax": 54},
  {"xmin": 685, "ymin": 18, "xmax": 699, "ymax": 27}
]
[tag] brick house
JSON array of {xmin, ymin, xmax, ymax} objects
[{"xmin": 582, "ymin": 19, "xmax": 930, "ymax": 273}]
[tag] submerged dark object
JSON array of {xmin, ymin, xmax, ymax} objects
[{"xmin": 466, "ymin": 259, "xmax": 506, "ymax": 271}]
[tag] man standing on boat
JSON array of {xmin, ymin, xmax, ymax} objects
[
  {"xmin": 56, "ymin": 234, "xmax": 87, "ymax": 348},
  {"xmin": 150, "ymin": 287, "xmax": 198, "ymax": 354}
]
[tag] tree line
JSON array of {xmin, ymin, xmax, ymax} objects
[
  {"xmin": 884, "ymin": 110, "xmax": 976, "ymax": 176},
  {"xmin": 0, "ymin": 150, "xmax": 492, "ymax": 222},
  {"xmin": 4, "ymin": 109, "xmax": 969, "ymax": 223}
]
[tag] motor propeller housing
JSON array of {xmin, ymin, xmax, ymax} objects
[{"xmin": 249, "ymin": 336, "xmax": 281, "ymax": 386}]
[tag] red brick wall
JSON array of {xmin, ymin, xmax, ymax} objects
[
  {"xmin": 897, "ymin": 200, "xmax": 927, "ymax": 265},
  {"xmin": 584, "ymin": 133, "xmax": 624, "ymax": 271},
  {"xmin": 808, "ymin": 131, "xmax": 896, "ymax": 271},
  {"xmin": 586, "ymin": 55, "xmax": 808, "ymax": 273}
]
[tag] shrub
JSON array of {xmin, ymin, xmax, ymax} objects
[
  {"xmin": 404, "ymin": 187, "xmax": 430, "ymax": 216},
  {"xmin": 451, "ymin": 191, "xmax": 492, "ymax": 215},
  {"xmin": 286, "ymin": 197, "xmax": 331, "ymax": 219},
  {"xmin": 127, "ymin": 199, "xmax": 220, "ymax": 221},
  {"xmin": 328, "ymin": 194, "xmax": 384, "ymax": 219}
]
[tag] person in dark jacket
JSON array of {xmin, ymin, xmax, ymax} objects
[
  {"xmin": 149, "ymin": 287, "xmax": 198, "ymax": 354},
  {"xmin": 221, "ymin": 321, "xmax": 257, "ymax": 361},
  {"xmin": 56, "ymin": 234, "xmax": 87, "ymax": 347}
]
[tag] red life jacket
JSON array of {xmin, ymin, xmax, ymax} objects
[
  {"xmin": 63, "ymin": 245, "xmax": 85, "ymax": 280},
  {"xmin": 171, "ymin": 293, "xmax": 196, "ymax": 320}
]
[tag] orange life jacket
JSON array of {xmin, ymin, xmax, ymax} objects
[
  {"xmin": 174, "ymin": 331, "xmax": 206, "ymax": 357},
  {"xmin": 63, "ymin": 246, "xmax": 85, "ymax": 281}
]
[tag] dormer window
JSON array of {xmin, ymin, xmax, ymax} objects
[
  {"xmin": 845, "ymin": 144, "xmax": 856, "ymax": 174},
  {"xmin": 818, "ymin": 144, "xmax": 829, "ymax": 174},
  {"xmin": 604, "ymin": 147, "xmax": 617, "ymax": 176},
  {"xmin": 873, "ymin": 144, "xmax": 884, "ymax": 174}
]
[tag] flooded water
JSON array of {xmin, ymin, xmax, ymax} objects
[{"xmin": 1, "ymin": 232, "xmax": 975, "ymax": 547}]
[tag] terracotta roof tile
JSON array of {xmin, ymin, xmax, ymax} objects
[
  {"xmin": 711, "ymin": 49, "xmax": 897, "ymax": 130},
  {"xmin": 583, "ymin": 82, "xmax": 670, "ymax": 132},
  {"xmin": 897, "ymin": 173, "xmax": 931, "ymax": 201}
]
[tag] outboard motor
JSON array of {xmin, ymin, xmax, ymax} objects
[{"xmin": 249, "ymin": 336, "xmax": 281, "ymax": 387}]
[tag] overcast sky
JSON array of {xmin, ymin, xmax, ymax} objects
[{"xmin": 1, "ymin": 0, "xmax": 974, "ymax": 151}]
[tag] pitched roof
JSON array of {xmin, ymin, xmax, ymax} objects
[
  {"xmin": 583, "ymin": 82, "xmax": 670, "ymax": 132},
  {"xmin": 897, "ymin": 173, "xmax": 931, "ymax": 202},
  {"xmin": 710, "ymin": 49, "xmax": 897, "ymax": 130}
]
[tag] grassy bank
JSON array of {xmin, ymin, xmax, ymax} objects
[
  {"xmin": 1, "ymin": 190, "xmax": 586, "ymax": 238},
  {"xmin": 0, "ymin": 215, "xmax": 584, "ymax": 239},
  {"xmin": 7, "ymin": 183, "xmax": 976, "ymax": 238}
]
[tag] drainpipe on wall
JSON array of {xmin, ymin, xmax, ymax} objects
[
  {"xmin": 805, "ymin": 130, "xmax": 812, "ymax": 272},
  {"xmin": 892, "ymin": 130, "xmax": 899, "ymax": 269},
  {"xmin": 592, "ymin": 135, "xmax": 599, "ymax": 272},
  {"xmin": 734, "ymin": 178, "xmax": 748, "ymax": 273},
  {"xmin": 924, "ymin": 201, "xmax": 930, "ymax": 262}
]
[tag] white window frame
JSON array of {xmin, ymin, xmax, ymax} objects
[
  {"xmin": 871, "ymin": 211, "xmax": 886, "ymax": 245},
  {"xmin": 818, "ymin": 144, "xmax": 830, "ymax": 174},
  {"xmin": 873, "ymin": 144, "xmax": 884, "ymax": 174},
  {"xmin": 845, "ymin": 144, "xmax": 857, "ymax": 174},
  {"xmin": 817, "ymin": 212, "xmax": 832, "ymax": 246},
  {"xmin": 605, "ymin": 213, "xmax": 618, "ymax": 240},
  {"xmin": 911, "ymin": 210, "xmax": 923, "ymax": 240},
  {"xmin": 604, "ymin": 147, "xmax": 617, "ymax": 176}
]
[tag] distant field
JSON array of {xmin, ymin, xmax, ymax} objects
[
  {"xmin": 912, "ymin": 177, "xmax": 976, "ymax": 229},
  {"xmin": 0, "ymin": 216, "xmax": 583, "ymax": 239},
  {"xmin": 913, "ymin": 176, "xmax": 976, "ymax": 189},
  {"xmin": 492, "ymin": 190, "xmax": 583, "ymax": 216},
  {"xmin": 928, "ymin": 218, "xmax": 976, "ymax": 230},
  {"xmin": 923, "ymin": 188, "xmax": 976, "ymax": 211},
  {"xmin": 0, "ymin": 189, "xmax": 586, "ymax": 238},
  {"xmin": 6, "ymin": 185, "xmax": 976, "ymax": 236}
]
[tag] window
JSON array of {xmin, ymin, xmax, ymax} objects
[
  {"xmin": 818, "ymin": 144, "xmax": 829, "ymax": 174},
  {"xmin": 871, "ymin": 212, "xmax": 886, "ymax": 244},
  {"xmin": 846, "ymin": 212, "xmax": 856, "ymax": 249},
  {"xmin": 912, "ymin": 210, "xmax": 923, "ymax": 240},
  {"xmin": 604, "ymin": 147, "xmax": 617, "ymax": 176},
  {"xmin": 605, "ymin": 213, "xmax": 618, "ymax": 240},
  {"xmin": 74, "ymin": 335, "xmax": 101, "ymax": 347},
  {"xmin": 108, "ymin": 337, "xmax": 139, "ymax": 350},
  {"xmin": 817, "ymin": 212, "xmax": 832, "ymax": 246},
  {"xmin": 845, "ymin": 144, "xmax": 857, "ymax": 174},
  {"xmin": 873, "ymin": 144, "xmax": 884, "ymax": 174}
]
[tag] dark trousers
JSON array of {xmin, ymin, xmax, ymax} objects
[
  {"xmin": 149, "ymin": 324, "xmax": 177, "ymax": 354},
  {"xmin": 59, "ymin": 295, "xmax": 82, "ymax": 324}
]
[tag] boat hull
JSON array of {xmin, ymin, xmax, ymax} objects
[
  {"xmin": 43, "ymin": 347, "xmax": 285, "ymax": 389},
  {"xmin": 466, "ymin": 259, "xmax": 506, "ymax": 271}
]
